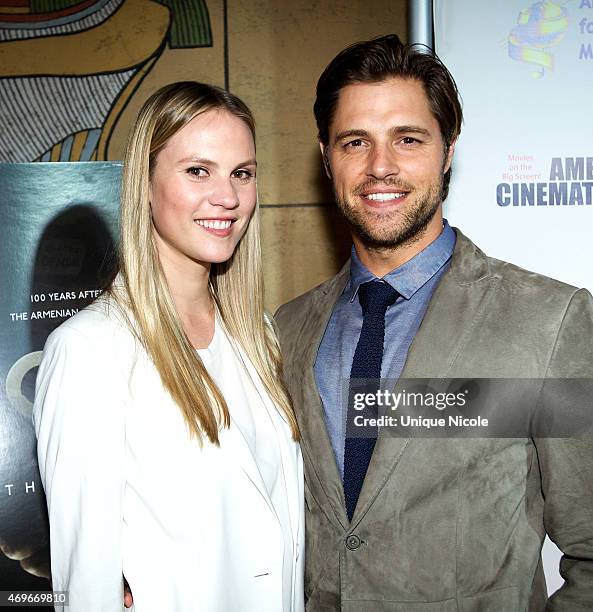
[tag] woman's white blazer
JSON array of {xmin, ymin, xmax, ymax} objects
[{"xmin": 33, "ymin": 298, "xmax": 305, "ymax": 611}]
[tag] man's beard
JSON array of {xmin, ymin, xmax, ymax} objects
[{"xmin": 335, "ymin": 176, "xmax": 444, "ymax": 251}]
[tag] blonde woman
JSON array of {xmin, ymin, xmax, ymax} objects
[{"xmin": 33, "ymin": 82, "xmax": 304, "ymax": 612}]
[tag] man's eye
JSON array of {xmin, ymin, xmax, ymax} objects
[
  {"xmin": 401, "ymin": 137, "xmax": 419, "ymax": 145},
  {"xmin": 187, "ymin": 167, "xmax": 208, "ymax": 177},
  {"xmin": 346, "ymin": 139, "xmax": 364, "ymax": 148}
]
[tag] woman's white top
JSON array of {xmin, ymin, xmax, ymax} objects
[{"xmin": 33, "ymin": 297, "xmax": 304, "ymax": 612}]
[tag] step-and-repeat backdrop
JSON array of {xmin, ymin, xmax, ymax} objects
[
  {"xmin": 435, "ymin": 0, "xmax": 593, "ymax": 593},
  {"xmin": 435, "ymin": 0, "xmax": 592, "ymax": 294}
]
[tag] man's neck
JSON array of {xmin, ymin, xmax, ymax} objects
[{"xmin": 353, "ymin": 215, "xmax": 444, "ymax": 277}]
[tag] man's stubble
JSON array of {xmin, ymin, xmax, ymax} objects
[{"xmin": 334, "ymin": 173, "xmax": 445, "ymax": 254}]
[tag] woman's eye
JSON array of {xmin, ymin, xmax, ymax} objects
[
  {"xmin": 232, "ymin": 169, "xmax": 254, "ymax": 181},
  {"xmin": 187, "ymin": 166, "xmax": 208, "ymax": 177}
]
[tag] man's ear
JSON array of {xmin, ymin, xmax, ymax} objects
[
  {"xmin": 444, "ymin": 139, "xmax": 457, "ymax": 174},
  {"xmin": 319, "ymin": 141, "xmax": 332, "ymax": 179}
]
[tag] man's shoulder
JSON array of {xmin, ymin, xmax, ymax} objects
[
  {"xmin": 454, "ymin": 229, "xmax": 586, "ymax": 305},
  {"xmin": 489, "ymin": 254, "xmax": 580, "ymax": 295},
  {"xmin": 275, "ymin": 264, "xmax": 349, "ymax": 332},
  {"xmin": 275, "ymin": 282, "xmax": 323, "ymax": 320}
]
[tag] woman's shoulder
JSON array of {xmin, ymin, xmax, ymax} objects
[{"xmin": 46, "ymin": 292, "xmax": 134, "ymax": 353}]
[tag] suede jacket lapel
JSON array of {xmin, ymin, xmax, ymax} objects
[
  {"xmin": 277, "ymin": 263, "xmax": 351, "ymax": 530},
  {"xmin": 278, "ymin": 229, "xmax": 501, "ymax": 530},
  {"xmin": 351, "ymin": 229, "xmax": 500, "ymax": 526}
]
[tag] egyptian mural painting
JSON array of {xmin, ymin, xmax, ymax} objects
[
  {"xmin": 0, "ymin": 0, "xmax": 405, "ymax": 593},
  {"xmin": 0, "ymin": 0, "xmax": 407, "ymax": 310},
  {"xmin": 0, "ymin": 0, "xmax": 220, "ymax": 591},
  {"xmin": 0, "ymin": 0, "xmax": 214, "ymax": 163}
]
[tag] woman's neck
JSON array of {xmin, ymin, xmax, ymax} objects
[{"xmin": 159, "ymin": 248, "xmax": 216, "ymax": 350}]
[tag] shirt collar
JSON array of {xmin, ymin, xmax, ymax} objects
[{"xmin": 347, "ymin": 219, "xmax": 456, "ymax": 302}]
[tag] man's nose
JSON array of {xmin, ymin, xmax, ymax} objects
[{"xmin": 366, "ymin": 144, "xmax": 400, "ymax": 180}]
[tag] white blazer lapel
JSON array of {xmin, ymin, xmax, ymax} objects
[
  {"xmin": 220, "ymin": 415, "xmax": 278, "ymax": 518},
  {"xmin": 225, "ymin": 336, "xmax": 302, "ymax": 549},
  {"xmin": 260, "ymin": 392, "xmax": 302, "ymax": 551}
]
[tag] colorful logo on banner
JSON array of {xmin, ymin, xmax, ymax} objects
[{"xmin": 508, "ymin": 1, "xmax": 569, "ymax": 77}]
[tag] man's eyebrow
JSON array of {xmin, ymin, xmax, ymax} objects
[
  {"xmin": 333, "ymin": 129, "xmax": 370, "ymax": 143},
  {"xmin": 333, "ymin": 126, "xmax": 432, "ymax": 144},
  {"xmin": 391, "ymin": 125, "xmax": 431, "ymax": 137}
]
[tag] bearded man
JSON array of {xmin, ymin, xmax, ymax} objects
[{"xmin": 275, "ymin": 34, "xmax": 593, "ymax": 612}]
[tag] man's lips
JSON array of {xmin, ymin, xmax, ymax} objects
[
  {"xmin": 356, "ymin": 189, "xmax": 411, "ymax": 207},
  {"xmin": 354, "ymin": 182, "xmax": 413, "ymax": 205},
  {"xmin": 362, "ymin": 191, "xmax": 408, "ymax": 202}
]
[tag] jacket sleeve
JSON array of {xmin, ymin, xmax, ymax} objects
[
  {"xmin": 33, "ymin": 326, "xmax": 125, "ymax": 612},
  {"xmin": 536, "ymin": 289, "xmax": 593, "ymax": 611}
]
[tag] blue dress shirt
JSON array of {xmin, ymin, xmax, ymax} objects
[{"xmin": 314, "ymin": 220, "xmax": 457, "ymax": 477}]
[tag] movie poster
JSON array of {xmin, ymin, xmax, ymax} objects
[{"xmin": 0, "ymin": 162, "xmax": 121, "ymax": 604}]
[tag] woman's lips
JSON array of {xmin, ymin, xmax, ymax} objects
[{"xmin": 194, "ymin": 218, "xmax": 235, "ymax": 237}]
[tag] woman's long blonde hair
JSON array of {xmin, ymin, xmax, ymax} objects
[{"xmin": 110, "ymin": 81, "xmax": 299, "ymax": 444}]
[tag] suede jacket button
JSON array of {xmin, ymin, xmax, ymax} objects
[{"xmin": 345, "ymin": 534, "xmax": 361, "ymax": 550}]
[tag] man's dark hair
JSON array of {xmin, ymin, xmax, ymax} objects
[{"xmin": 314, "ymin": 34, "xmax": 463, "ymax": 201}]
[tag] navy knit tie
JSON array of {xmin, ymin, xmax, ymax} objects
[{"xmin": 344, "ymin": 280, "xmax": 399, "ymax": 521}]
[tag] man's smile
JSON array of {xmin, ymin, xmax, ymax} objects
[{"xmin": 363, "ymin": 191, "xmax": 407, "ymax": 202}]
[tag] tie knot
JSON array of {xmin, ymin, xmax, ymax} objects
[{"xmin": 358, "ymin": 280, "xmax": 399, "ymax": 315}]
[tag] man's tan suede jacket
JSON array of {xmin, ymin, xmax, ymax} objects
[{"xmin": 275, "ymin": 229, "xmax": 593, "ymax": 611}]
